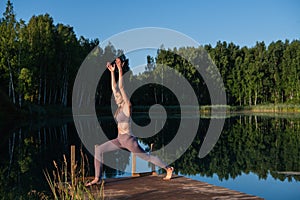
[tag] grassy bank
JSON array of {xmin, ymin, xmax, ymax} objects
[
  {"xmin": 243, "ymin": 104, "xmax": 300, "ymax": 113},
  {"xmin": 200, "ymin": 104, "xmax": 300, "ymax": 114}
]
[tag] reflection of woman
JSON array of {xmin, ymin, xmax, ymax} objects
[{"xmin": 85, "ymin": 56, "xmax": 174, "ymax": 186}]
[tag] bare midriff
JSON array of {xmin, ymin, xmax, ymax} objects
[{"xmin": 118, "ymin": 122, "xmax": 131, "ymax": 135}]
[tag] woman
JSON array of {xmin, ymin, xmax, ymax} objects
[{"xmin": 85, "ymin": 57, "xmax": 174, "ymax": 186}]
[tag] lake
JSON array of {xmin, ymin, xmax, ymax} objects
[{"xmin": 0, "ymin": 113, "xmax": 299, "ymax": 199}]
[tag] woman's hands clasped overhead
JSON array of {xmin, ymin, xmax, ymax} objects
[{"xmin": 106, "ymin": 62, "xmax": 115, "ymax": 72}]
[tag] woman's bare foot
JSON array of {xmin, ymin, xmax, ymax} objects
[
  {"xmin": 85, "ymin": 178, "xmax": 101, "ymax": 186},
  {"xmin": 163, "ymin": 167, "xmax": 174, "ymax": 180}
]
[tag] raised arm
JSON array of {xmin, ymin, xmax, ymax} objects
[
  {"xmin": 117, "ymin": 64, "xmax": 131, "ymax": 106},
  {"xmin": 106, "ymin": 62, "xmax": 117, "ymax": 94}
]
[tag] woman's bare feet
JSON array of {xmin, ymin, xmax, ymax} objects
[
  {"xmin": 163, "ymin": 167, "xmax": 174, "ymax": 180},
  {"xmin": 85, "ymin": 178, "xmax": 101, "ymax": 186}
]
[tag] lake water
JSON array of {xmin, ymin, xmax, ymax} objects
[{"xmin": 0, "ymin": 114, "xmax": 299, "ymax": 199}]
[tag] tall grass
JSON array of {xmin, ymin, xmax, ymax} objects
[{"xmin": 43, "ymin": 149, "xmax": 104, "ymax": 200}]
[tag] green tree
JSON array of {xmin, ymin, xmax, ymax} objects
[
  {"xmin": 17, "ymin": 67, "xmax": 33, "ymax": 101},
  {"xmin": 0, "ymin": 0, "xmax": 18, "ymax": 104},
  {"xmin": 281, "ymin": 40, "xmax": 300, "ymax": 103},
  {"xmin": 267, "ymin": 40, "xmax": 285, "ymax": 104},
  {"xmin": 251, "ymin": 42, "xmax": 266, "ymax": 105},
  {"xmin": 26, "ymin": 14, "xmax": 56, "ymax": 105},
  {"xmin": 231, "ymin": 55, "xmax": 244, "ymax": 106},
  {"xmin": 54, "ymin": 23, "xmax": 79, "ymax": 106}
]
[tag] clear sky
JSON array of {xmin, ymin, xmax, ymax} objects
[{"xmin": 1, "ymin": 0, "xmax": 299, "ymax": 47}]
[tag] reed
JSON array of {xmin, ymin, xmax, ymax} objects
[{"xmin": 43, "ymin": 148, "xmax": 104, "ymax": 200}]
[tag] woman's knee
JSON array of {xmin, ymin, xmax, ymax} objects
[
  {"xmin": 95, "ymin": 144, "xmax": 101, "ymax": 152},
  {"xmin": 95, "ymin": 145, "xmax": 104, "ymax": 158}
]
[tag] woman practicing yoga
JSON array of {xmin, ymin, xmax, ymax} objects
[{"xmin": 85, "ymin": 56, "xmax": 174, "ymax": 186}]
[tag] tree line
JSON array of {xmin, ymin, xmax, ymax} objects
[
  {"xmin": 130, "ymin": 39, "xmax": 300, "ymax": 107},
  {"xmin": 206, "ymin": 40, "xmax": 300, "ymax": 106},
  {"xmin": 0, "ymin": 1, "xmax": 99, "ymax": 108},
  {"xmin": 1, "ymin": 0, "xmax": 299, "ymax": 110},
  {"xmin": 143, "ymin": 40, "xmax": 300, "ymax": 107}
]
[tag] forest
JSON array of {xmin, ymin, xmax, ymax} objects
[{"xmin": 1, "ymin": 1, "xmax": 299, "ymax": 116}]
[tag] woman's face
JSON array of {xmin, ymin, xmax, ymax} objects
[{"xmin": 114, "ymin": 92, "xmax": 123, "ymax": 105}]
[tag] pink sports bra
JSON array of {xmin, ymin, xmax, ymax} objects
[{"xmin": 115, "ymin": 109, "xmax": 130, "ymax": 123}]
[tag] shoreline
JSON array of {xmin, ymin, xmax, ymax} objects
[
  {"xmin": 1, "ymin": 104, "xmax": 300, "ymax": 121},
  {"xmin": 200, "ymin": 104, "xmax": 300, "ymax": 114}
]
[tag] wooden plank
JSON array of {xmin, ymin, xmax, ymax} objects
[{"xmin": 86, "ymin": 174, "xmax": 264, "ymax": 200}]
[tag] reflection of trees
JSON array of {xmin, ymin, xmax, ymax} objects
[
  {"xmin": 0, "ymin": 131, "xmax": 44, "ymax": 199},
  {"xmin": 143, "ymin": 116, "xmax": 300, "ymax": 182},
  {"xmin": 0, "ymin": 119, "xmax": 130, "ymax": 198}
]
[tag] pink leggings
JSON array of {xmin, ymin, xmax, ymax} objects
[{"xmin": 94, "ymin": 133, "xmax": 167, "ymax": 179}]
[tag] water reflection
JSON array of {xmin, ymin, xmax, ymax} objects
[
  {"xmin": 0, "ymin": 118, "xmax": 75, "ymax": 198},
  {"xmin": 191, "ymin": 115, "xmax": 300, "ymax": 182},
  {"xmin": 0, "ymin": 114, "xmax": 299, "ymax": 198}
]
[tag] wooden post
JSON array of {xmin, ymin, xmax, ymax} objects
[
  {"xmin": 150, "ymin": 143, "xmax": 157, "ymax": 175},
  {"xmin": 71, "ymin": 145, "xmax": 75, "ymax": 186},
  {"xmin": 131, "ymin": 153, "xmax": 139, "ymax": 177}
]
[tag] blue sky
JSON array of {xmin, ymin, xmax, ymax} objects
[
  {"xmin": 1, "ymin": 0, "xmax": 299, "ymax": 73},
  {"xmin": 1, "ymin": 0, "xmax": 299, "ymax": 47}
]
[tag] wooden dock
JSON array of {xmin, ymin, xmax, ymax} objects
[
  {"xmin": 86, "ymin": 174, "xmax": 263, "ymax": 200},
  {"xmin": 69, "ymin": 146, "xmax": 263, "ymax": 199}
]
